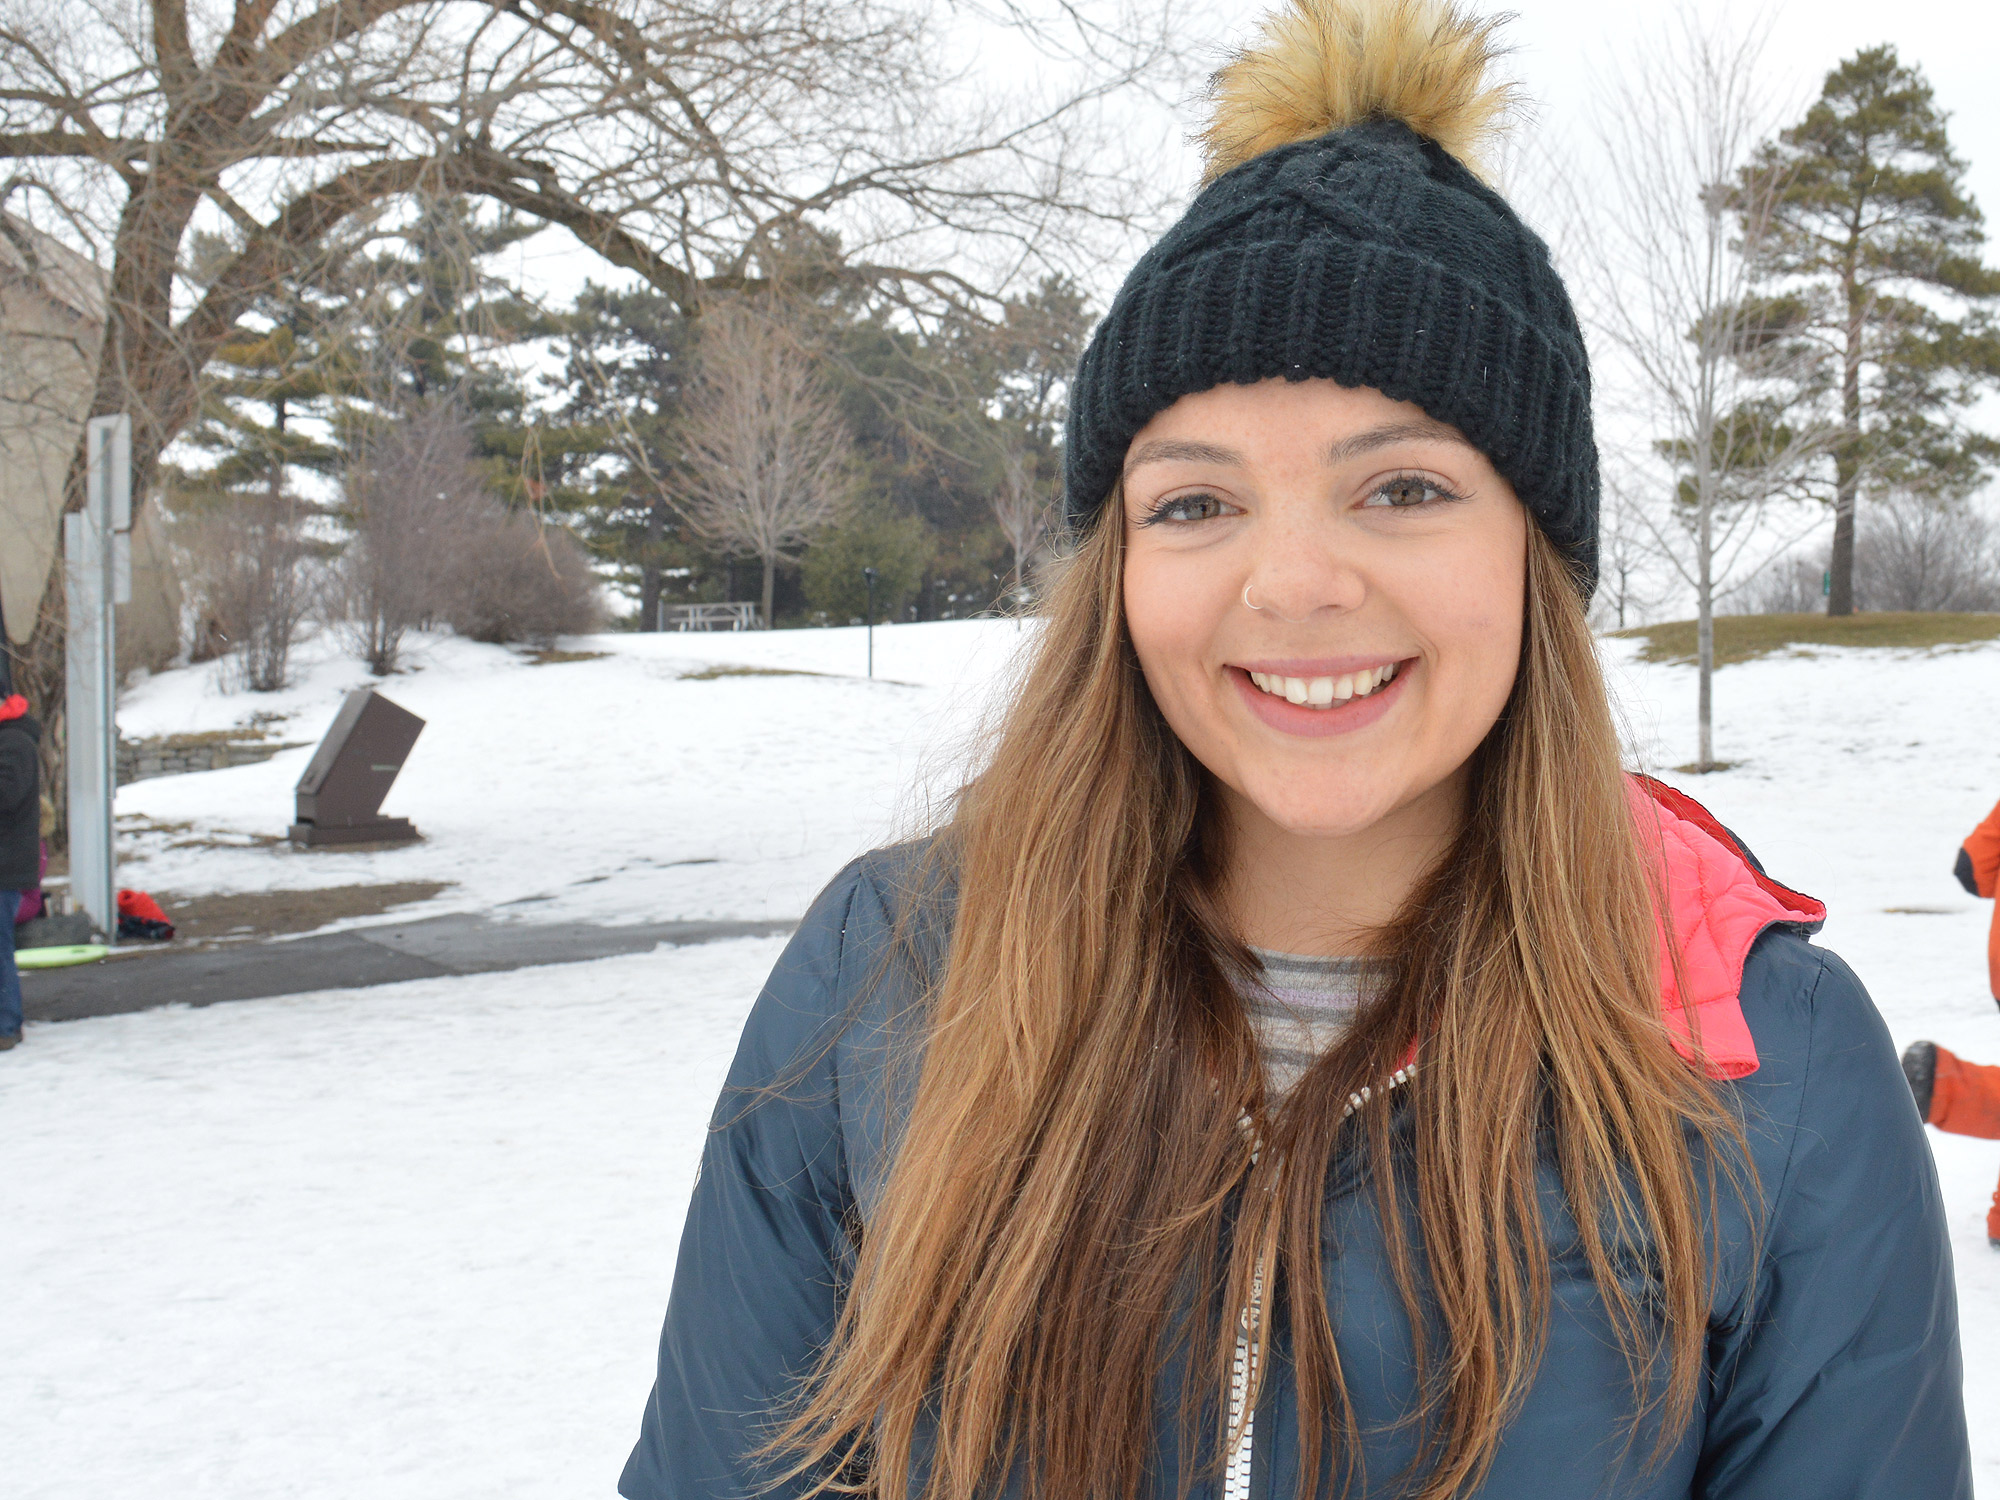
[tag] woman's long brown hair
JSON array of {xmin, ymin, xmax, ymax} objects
[{"xmin": 769, "ymin": 508, "xmax": 1747, "ymax": 1499}]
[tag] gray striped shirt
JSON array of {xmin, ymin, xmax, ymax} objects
[{"xmin": 1243, "ymin": 947, "xmax": 1391, "ymax": 1101}]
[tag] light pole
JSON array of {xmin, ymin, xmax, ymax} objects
[{"xmin": 862, "ymin": 566, "xmax": 878, "ymax": 679}]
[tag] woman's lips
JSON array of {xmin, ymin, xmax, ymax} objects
[{"xmin": 1227, "ymin": 659, "xmax": 1413, "ymax": 738}]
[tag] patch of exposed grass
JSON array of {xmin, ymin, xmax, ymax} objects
[
  {"xmin": 118, "ymin": 815, "xmax": 194, "ymax": 833},
  {"xmin": 1609, "ymin": 611, "xmax": 2000, "ymax": 668},
  {"xmin": 132, "ymin": 727, "xmax": 276, "ymax": 748},
  {"xmin": 167, "ymin": 832, "xmax": 289, "ymax": 851},
  {"xmin": 678, "ymin": 663, "xmax": 827, "ymax": 680},
  {"xmin": 523, "ymin": 648, "xmax": 612, "ymax": 666}
]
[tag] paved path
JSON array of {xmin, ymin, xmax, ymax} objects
[{"xmin": 20, "ymin": 913, "xmax": 796, "ymax": 1023}]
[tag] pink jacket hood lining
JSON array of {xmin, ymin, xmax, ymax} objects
[{"xmin": 1630, "ymin": 774, "xmax": 1825, "ymax": 1080}]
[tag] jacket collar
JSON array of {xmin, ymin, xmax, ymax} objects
[{"xmin": 1630, "ymin": 774, "xmax": 1825, "ymax": 1081}]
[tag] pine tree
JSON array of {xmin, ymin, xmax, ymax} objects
[
  {"xmin": 349, "ymin": 197, "xmax": 547, "ymax": 412},
  {"xmin": 1742, "ymin": 45, "xmax": 2000, "ymax": 615},
  {"xmin": 178, "ymin": 201, "xmax": 553, "ymax": 508},
  {"xmin": 975, "ymin": 276, "xmax": 1093, "ymax": 607},
  {"xmin": 175, "ymin": 232, "xmax": 355, "ymax": 502},
  {"xmin": 552, "ymin": 283, "xmax": 693, "ymax": 627}
]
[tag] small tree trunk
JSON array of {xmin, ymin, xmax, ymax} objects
[
  {"xmin": 1697, "ymin": 488, "xmax": 1716, "ymax": 771},
  {"xmin": 1827, "ymin": 467, "xmax": 1858, "ymax": 616},
  {"xmin": 761, "ymin": 553, "xmax": 776, "ymax": 629},
  {"xmin": 1828, "ymin": 288, "xmax": 1866, "ymax": 617},
  {"xmin": 639, "ymin": 500, "xmax": 665, "ymax": 632}
]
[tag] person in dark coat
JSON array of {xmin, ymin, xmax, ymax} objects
[
  {"xmin": 620, "ymin": 2, "xmax": 1969, "ymax": 1494},
  {"xmin": 0, "ymin": 654, "xmax": 40, "ymax": 1048}
]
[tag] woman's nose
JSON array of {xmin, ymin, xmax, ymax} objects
[{"xmin": 1242, "ymin": 536, "xmax": 1366, "ymax": 623}]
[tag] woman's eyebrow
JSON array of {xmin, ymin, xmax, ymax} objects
[
  {"xmin": 1123, "ymin": 418, "xmax": 1470, "ymax": 481},
  {"xmin": 1326, "ymin": 418, "xmax": 1468, "ymax": 464},
  {"xmin": 1122, "ymin": 438, "xmax": 1244, "ymax": 477}
]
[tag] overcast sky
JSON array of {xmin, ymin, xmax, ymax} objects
[{"xmin": 1508, "ymin": 0, "xmax": 2000, "ymax": 219}]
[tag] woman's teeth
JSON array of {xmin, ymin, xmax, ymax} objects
[{"xmin": 1246, "ymin": 662, "xmax": 1398, "ymax": 709}]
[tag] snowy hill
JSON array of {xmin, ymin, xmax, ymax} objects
[{"xmin": 4, "ymin": 619, "xmax": 1996, "ymax": 1495}]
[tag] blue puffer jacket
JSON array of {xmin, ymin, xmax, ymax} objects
[{"xmin": 620, "ymin": 802, "xmax": 1971, "ymax": 1499}]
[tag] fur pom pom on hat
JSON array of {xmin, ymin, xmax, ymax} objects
[
  {"xmin": 1063, "ymin": 0, "xmax": 1600, "ymax": 593},
  {"xmin": 1199, "ymin": 0, "xmax": 1514, "ymax": 186}
]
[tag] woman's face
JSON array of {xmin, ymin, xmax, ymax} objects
[{"xmin": 1121, "ymin": 378, "xmax": 1527, "ymax": 842}]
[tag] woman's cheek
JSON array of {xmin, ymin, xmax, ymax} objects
[
  {"xmin": 1421, "ymin": 538, "xmax": 1525, "ymax": 707},
  {"xmin": 1126, "ymin": 555, "xmax": 1226, "ymax": 733}
]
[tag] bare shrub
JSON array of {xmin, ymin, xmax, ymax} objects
[
  {"xmin": 173, "ymin": 493, "xmax": 317, "ymax": 691},
  {"xmin": 1854, "ymin": 493, "xmax": 2000, "ymax": 612},
  {"xmin": 333, "ymin": 404, "xmax": 487, "ymax": 676},
  {"xmin": 1730, "ymin": 552, "xmax": 1825, "ymax": 615},
  {"xmin": 447, "ymin": 515, "xmax": 604, "ymax": 644},
  {"xmin": 1731, "ymin": 495, "xmax": 2000, "ymax": 614}
]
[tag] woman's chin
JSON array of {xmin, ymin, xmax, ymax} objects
[{"xmin": 1232, "ymin": 781, "xmax": 1412, "ymax": 842}]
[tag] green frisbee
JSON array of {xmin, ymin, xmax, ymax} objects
[{"xmin": 15, "ymin": 943, "xmax": 110, "ymax": 969}]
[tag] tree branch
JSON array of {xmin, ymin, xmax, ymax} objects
[
  {"xmin": 0, "ymin": 130, "xmax": 150, "ymax": 160},
  {"xmin": 152, "ymin": 0, "xmax": 198, "ymax": 99}
]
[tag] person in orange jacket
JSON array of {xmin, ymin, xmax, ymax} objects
[{"xmin": 1903, "ymin": 796, "xmax": 2000, "ymax": 1247}]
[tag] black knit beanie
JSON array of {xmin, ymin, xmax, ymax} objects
[{"xmin": 1063, "ymin": 0, "xmax": 1599, "ymax": 595}]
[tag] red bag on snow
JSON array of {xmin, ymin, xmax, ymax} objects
[{"xmin": 116, "ymin": 888, "xmax": 175, "ymax": 941}]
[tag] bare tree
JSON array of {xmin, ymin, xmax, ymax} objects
[
  {"xmin": 1589, "ymin": 478, "xmax": 1665, "ymax": 633},
  {"xmin": 0, "ymin": 0, "xmax": 1184, "ymax": 792},
  {"xmin": 989, "ymin": 432, "xmax": 1049, "ymax": 612},
  {"xmin": 1566, "ymin": 5, "xmax": 1827, "ymax": 770},
  {"xmin": 334, "ymin": 400, "xmax": 488, "ymax": 675},
  {"xmin": 679, "ymin": 303, "xmax": 854, "ymax": 626},
  {"xmin": 174, "ymin": 491, "xmax": 317, "ymax": 691}
]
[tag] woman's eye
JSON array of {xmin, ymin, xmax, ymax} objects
[
  {"xmin": 1365, "ymin": 474, "xmax": 1463, "ymax": 508},
  {"xmin": 1140, "ymin": 492, "xmax": 1234, "ymax": 526}
]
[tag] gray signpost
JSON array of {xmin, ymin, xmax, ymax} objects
[{"xmin": 64, "ymin": 413, "xmax": 132, "ymax": 943}]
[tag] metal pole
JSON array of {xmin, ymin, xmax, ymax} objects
[
  {"xmin": 66, "ymin": 414, "xmax": 130, "ymax": 944},
  {"xmin": 862, "ymin": 566, "xmax": 877, "ymax": 679}
]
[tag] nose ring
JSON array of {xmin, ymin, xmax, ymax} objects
[{"xmin": 1243, "ymin": 585, "xmax": 1309, "ymax": 624}]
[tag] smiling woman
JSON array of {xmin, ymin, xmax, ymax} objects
[{"xmin": 617, "ymin": 3, "xmax": 1970, "ymax": 1499}]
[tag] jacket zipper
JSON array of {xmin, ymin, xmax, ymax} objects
[
  {"xmin": 1222, "ymin": 1064, "xmax": 1415, "ymax": 1500},
  {"xmin": 1223, "ymin": 1309, "xmax": 1259, "ymax": 1500}
]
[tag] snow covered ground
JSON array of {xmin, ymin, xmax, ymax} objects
[
  {"xmin": 111, "ymin": 620, "xmax": 1031, "ymax": 926},
  {"xmin": 5, "ymin": 618, "xmax": 1998, "ymax": 1495},
  {"xmin": 2, "ymin": 937, "xmax": 782, "ymax": 1498}
]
